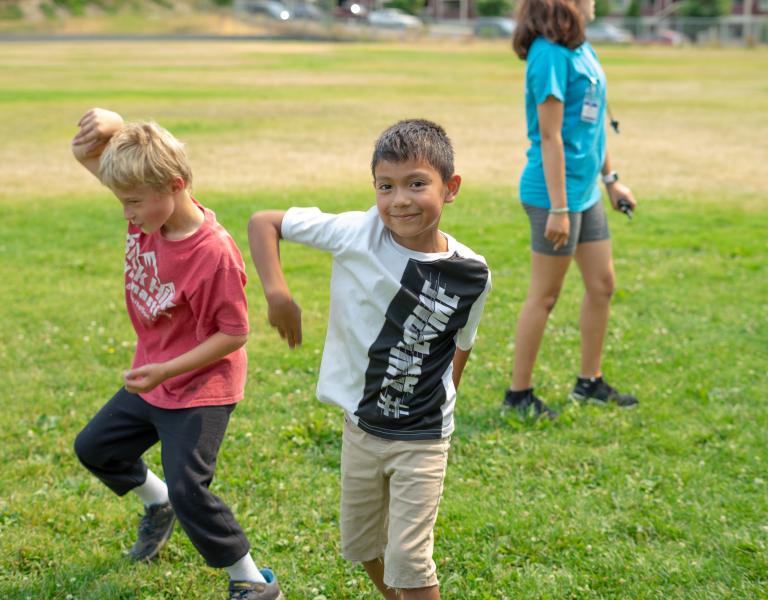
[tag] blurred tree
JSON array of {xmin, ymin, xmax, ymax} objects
[
  {"xmin": 681, "ymin": 0, "xmax": 731, "ymax": 17},
  {"xmin": 624, "ymin": 0, "xmax": 641, "ymax": 16},
  {"xmin": 623, "ymin": 0, "xmax": 641, "ymax": 35},
  {"xmin": 477, "ymin": 0, "xmax": 512, "ymax": 16},
  {"xmin": 386, "ymin": 0, "xmax": 425, "ymax": 15},
  {"xmin": 595, "ymin": 0, "xmax": 611, "ymax": 16}
]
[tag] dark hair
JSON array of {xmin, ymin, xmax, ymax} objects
[
  {"xmin": 371, "ymin": 119, "xmax": 454, "ymax": 183},
  {"xmin": 512, "ymin": 0, "xmax": 586, "ymax": 59}
]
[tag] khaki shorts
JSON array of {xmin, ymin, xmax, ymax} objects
[{"xmin": 340, "ymin": 418, "xmax": 451, "ymax": 590}]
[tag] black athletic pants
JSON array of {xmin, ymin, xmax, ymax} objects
[{"xmin": 74, "ymin": 387, "xmax": 250, "ymax": 568}]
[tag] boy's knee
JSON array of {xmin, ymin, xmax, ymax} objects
[
  {"xmin": 73, "ymin": 429, "xmax": 97, "ymax": 466},
  {"xmin": 166, "ymin": 476, "xmax": 208, "ymax": 512}
]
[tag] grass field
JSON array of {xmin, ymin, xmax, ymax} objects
[{"xmin": 0, "ymin": 41, "xmax": 766, "ymax": 599}]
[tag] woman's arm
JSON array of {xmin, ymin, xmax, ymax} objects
[{"xmin": 538, "ymin": 97, "xmax": 570, "ymax": 251}]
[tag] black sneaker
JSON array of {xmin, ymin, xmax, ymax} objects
[
  {"xmin": 570, "ymin": 376, "xmax": 638, "ymax": 407},
  {"xmin": 127, "ymin": 501, "xmax": 175, "ymax": 562},
  {"xmin": 503, "ymin": 388, "xmax": 558, "ymax": 420},
  {"xmin": 229, "ymin": 569, "xmax": 284, "ymax": 600}
]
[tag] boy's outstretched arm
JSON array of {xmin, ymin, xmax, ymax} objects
[
  {"xmin": 452, "ymin": 348, "xmax": 471, "ymax": 390},
  {"xmin": 248, "ymin": 210, "xmax": 302, "ymax": 349},
  {"xmin": 124, "ymin": 331, "xmax": 248, "ymax": 394},
  {"xmin": 71, "ymin": 108, "xmax": 125, "ymax": 178}
]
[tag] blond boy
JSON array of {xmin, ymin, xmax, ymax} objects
[{"xmin": 71, "ymin": 108, "xmax": 282, "ymax": 600}]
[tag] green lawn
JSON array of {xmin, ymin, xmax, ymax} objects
[{"xmin": 0, "ymin": 41, "xmax": 766, "ymax": 599}]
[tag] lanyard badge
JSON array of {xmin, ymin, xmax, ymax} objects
[{"xmin": 580, "ymin": 77, "xmax": 600, "ymax": 124}]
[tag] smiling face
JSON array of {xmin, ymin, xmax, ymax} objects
[
  {"xmin": 112, "ymin": 184, "xmax": 176, "ymax": 234},
  {"xmin": 374, "ymin": 158, "xmax": 461, "ymax": 253}
]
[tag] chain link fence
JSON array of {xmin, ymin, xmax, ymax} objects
[{"xmin": 602, "ymin": 15, "xmax": 768, "ymax": 45}]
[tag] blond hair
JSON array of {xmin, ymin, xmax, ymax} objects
[{"xmin": 98, "ymin": 121, "xmax": 193, "ymax": 191}]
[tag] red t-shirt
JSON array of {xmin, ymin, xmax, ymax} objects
[{"xmin": 124, "ymin": 200, "xmax": 248, "ymax": 409}]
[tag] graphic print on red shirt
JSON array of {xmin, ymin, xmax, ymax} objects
[{"xmin": 125, "ymin": 232, "xmax": 177, "ymax": 321}]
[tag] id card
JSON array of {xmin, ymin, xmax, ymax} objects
[{"xmin": 581, "ymin": 79, "xmax": 600, "ymax": 123}]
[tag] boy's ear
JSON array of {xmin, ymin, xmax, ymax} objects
[
  {"xmin": 170, "ymin": 176, "xmax": 186, "ymax": 193},
  {"xmin": 444, "ymin": 174, "xmax": 461, "ymax": 203}
]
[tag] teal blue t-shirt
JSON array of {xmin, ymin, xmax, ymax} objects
[{"xmin": 520, "ymin": 37, "xmax": 607, "ymax": 212}]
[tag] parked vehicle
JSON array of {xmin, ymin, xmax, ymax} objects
[
  {"xmin": 333, "ymin": 1, "xmax": 368, "ymax": 20},
  {"xmin": 645, "ymin": 28, "xmax": 688, "ymax": 45},
  {"xmin": 585, "ymin": 22, "xmax": 633, "ymax": 43},
  {"xmin": 473, "ymin": 16, "xmax": 516, "ymax": 38},
  {"xmin": 241, "ymin": 0, "xmax": 291, "ymax": 20},
  {"xmin": 289, "ymin": 2, "xmax": 327, "ymax": 20},
  {"xmin": 367, "ymin": 8, "xmax": 422, "ymax": 29}
]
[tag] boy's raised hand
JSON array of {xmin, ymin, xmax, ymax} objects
[
  {"xmin": 267, "ymin": 294, "xmax": 302, "ymax": 349},
  {"xmin": 72, "ymin": 108, "xmax": 124, "ymax": 155}
]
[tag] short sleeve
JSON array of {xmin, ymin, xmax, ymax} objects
[
  {"xmin": 281, "ymin": 206, "xmax": 366, "ymax": 256},
  {"xmin": 527, "ymin": 43, "xmax": 569, "ymax": 106},
  {"xmin": 190, "ymin": 266, "xmax": 249, "ymax": 341},
  {"xmin": 455, "ymin": 270, "xmax": 492, "ymax": 351}
]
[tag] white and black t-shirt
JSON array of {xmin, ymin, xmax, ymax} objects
[{"xmin": 282, "ymin": 206, "xmax": 491, "ymax": 441}]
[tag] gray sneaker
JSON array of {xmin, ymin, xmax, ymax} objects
[
  {"xmin": 503, "ymin": 388, "xmax": 558, "ymax": 420},
  {"xmin": 228, "ymin": 569, "xmax": 284, "ymax": 600},
  {"xmin": 570, "ymin": 376, "xmax": 638, "ymax": 407},
  {"xmin": 127, "ymin": 501, "xmax": 175, "ymax": 562}
]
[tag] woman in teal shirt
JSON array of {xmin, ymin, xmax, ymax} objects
[{"xmin": 504, "ymin": 0, "xmax": 639, "ymax": 418}]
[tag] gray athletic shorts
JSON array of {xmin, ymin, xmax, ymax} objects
[{"xmin": 523, "ymin": 200, "xmax": 610, "ymax": 256}]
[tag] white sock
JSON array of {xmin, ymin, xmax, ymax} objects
[
  {"xmin": 132, "ymin": 468, "xmax": 169, "ymax": 507},
  {"xmin": 226, "ymin": 553, "xmax": 266, "ymax": 583}
]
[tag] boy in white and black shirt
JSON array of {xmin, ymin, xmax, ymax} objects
[{"xmin": 248, "ymin": 119, "xmax": 491, "ymax": 599}]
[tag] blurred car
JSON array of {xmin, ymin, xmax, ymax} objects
[
  {"xmin": 646, "ymin": 28, "xmax": 688, "ymax": 45},
  {"xmin": 585, "ymin": 22, "xmax": 633, "ymax": 43},
  {"xmin": 333, "ymin": 1, "xmax": 368, "ymax": 20},
  {"xmin": 290, "ymin": 2, "xmax": 327, "ymax": 20},
  {"xmin": 473, "ymin": 16, "xmax": 516, "ymax": 38},
  {"xmin": 242, "ymin": 0, "xmax": 291, "ymax": 20},
  {"xmin": 367, "ymin": 8, "xmax": 422, "ymax": 29}
]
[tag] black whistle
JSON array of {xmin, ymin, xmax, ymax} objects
[{"xmin": 617, "ymin": 198, "xmax": 633, "ymax": 220}]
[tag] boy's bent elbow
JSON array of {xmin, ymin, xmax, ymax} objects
[
  {"xmin": 247, "ymin": 213, "xmax": 264, "ymax": 240},
  {"xmin": 216, "ymin": 332, "xmax": 248, "ymax": 354},
  {"xmin": 229, "ymin": 333, "xmax": 249, "ymax": 349},
  {"xmin": 248, "ymin": 210, "xmax": 285, "ymax": 241}
]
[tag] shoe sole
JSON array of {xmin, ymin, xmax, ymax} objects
[
  {"xmin": 570, "ymin": 392, "xmax": 638, "ymax": 408},
  {"xmin": 128, "ymin": 516, "xmax": 176, "ymax": 562},
  {"xmin": 569, "ymin": 392, "xmax": 607, "ymax": 406},
  {"xmin": 502, "ymin": 402, "xmax": 558, "ymax": 421}
]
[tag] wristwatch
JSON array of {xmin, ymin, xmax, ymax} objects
[{"xmin": 602, "ymin": 171, "xmax": 619, "ymax": 185}]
